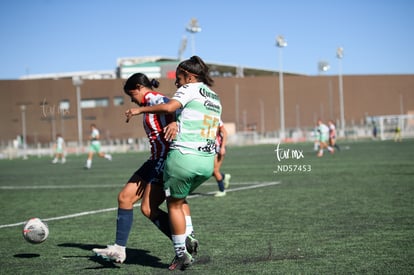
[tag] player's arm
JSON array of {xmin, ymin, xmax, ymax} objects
[
  {"xmin": 163, "ymin": 108, "xmax": 180, "ymax": 141},
  {"xmin": 125, "ymin": 99, "xmax": 182, "ymax": 120},
  {"xmin": 164, "ymin": 121, "xmax": 178, "ymax": 142}
]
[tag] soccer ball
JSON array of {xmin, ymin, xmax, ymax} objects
[{"xmin": 22, "ymin": 218, "xmax": 49, "ymax": 244}]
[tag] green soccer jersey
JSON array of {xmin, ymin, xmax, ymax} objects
[{"xmin": 171, "ymin": 82, "xmax": 222, "ymax": 156}]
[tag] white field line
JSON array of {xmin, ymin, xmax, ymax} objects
[
  {"xmin": 0, "ymin": 184, "xmax": 123, "ymax": 190},
  {"xmin": 0, "ymin": 181, "xmax": 280, "ymax": 229},
  {"xmin": 0, "ymin": 181, "xmax": 255, "ymax": 190}
]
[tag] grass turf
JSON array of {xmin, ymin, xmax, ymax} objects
[{"xmin": 0, "ymin": 139, "xmax": 413, "ymax": 274}]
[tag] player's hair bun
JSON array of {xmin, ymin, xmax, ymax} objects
[{"xmin": 151, "ymin": 79, "xmax": 160, "ymax": 89}]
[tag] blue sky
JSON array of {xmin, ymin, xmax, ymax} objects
[{"xmin": 0, "ymin": 0, "xmax": 413, "ymax": 79}]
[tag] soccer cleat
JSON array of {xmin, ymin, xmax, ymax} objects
[
  {"xmin": 52, "ymin": 158, "xmax": 58, "ymax": 164},
  {"xmin": 223, "ymin": 174, "xmax": 231, "ymax": 189},
  {"xmin": 92, "ymin": 244, "xmax": 126, "ymax": 263},
  {"xmin": 168, "ymin": 251, "xmax": 194, "ymax": 271},
  {"xmin": 214, "ymin": 191, "xmax": 226, "ymax": 197},
  {"xmin": 185, "ymin": 234, "xmax": 199, "ymax": 256}
]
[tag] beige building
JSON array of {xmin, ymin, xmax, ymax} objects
[{"xmin": 1, "ymin": 73, "xmax": 413, "ymax": 150}]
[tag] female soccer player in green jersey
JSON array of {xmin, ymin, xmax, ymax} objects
[{"xmin": 125, "ymin": 56, "xmax": 222, "ymax": 271}]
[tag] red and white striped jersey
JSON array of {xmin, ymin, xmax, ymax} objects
[{"xmin": 141, "ymin": 91, "xmax": 173, "ymax": 159}]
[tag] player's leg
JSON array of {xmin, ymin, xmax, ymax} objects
[
  {"xmin": 163, "ymin": 151, "xmax": 194, "ymax": 270},
  {"xmin": 98, "ymin": 150, "xmax": 112, "ymax": 160},
  {"xmin": 327, "ymin": 137, "xmax": 335, "ymax": 154},
  {"xmin": 182, "ymin": 200, "xmax": 198, "ymax": 256},
  {"xmin": 85, "ymin": 151, "xmax": 94, "ymax": 168},
  {"xmin": 61, "ymin": 152, "xmax": 66, "ymax": 163},
  {"xmin": 93, "ymin": 178, "xmax": 145, "ymax": 263},
  {"xmin": 213, "ymin": 154, "xmax": 226, "ymax": 195},
  {"xmin": 331, "ymin": 137, "xmax": 340, "ymax": 151},
  {"xmin": 168, "ymin": 197, "xmax": 194, "ymax": 271},
  {"xmin": 141, "ymin": 183, "xmax": 171, "ymax": 239},
  {"xmin": 52, "ymin": 152, "xmax": 59, "ymax": 163},
  {"xmin": 165, "ymin": 151, "xmax": 213, "ymax": 270},
  {"xmin": 116, "ymin": 180, "xmax": 145, "ymax": 244},
  {"xmin": 318, "ymin": 141, "xmax": 327, "ymax": 157},
  {"xmin": 98, "ymin": 147, "xmax": 112, "ymax": 160}
]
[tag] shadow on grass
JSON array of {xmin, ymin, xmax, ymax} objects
[
  {"xmin": 189, "ymin": 192, "xmax": 216, "ymax": 197},
  {"xmin": 58, "ymin": 243, "xmax": 168, "ymax": 270},
  {"xmin": 14, "ymin": 253, "xmax": 40, "ymax": 258}
]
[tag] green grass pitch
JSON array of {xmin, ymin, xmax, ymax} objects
[{"xmin": 0, "ymin": 139, "xmax": 413, "ymax": 274}]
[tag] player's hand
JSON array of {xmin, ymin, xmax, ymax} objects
[
  {"xmin": 125, "ymin": 108, "xmax": 141, "ymax": 123},
  {"xmin": 164, "ymin": 122, "xmax": 178, "ymax": 141}
]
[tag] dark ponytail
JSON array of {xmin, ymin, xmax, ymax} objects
[
  {"xmin": 177, "ymin": 55, "xmax": 214, "ymax": 87},
  {"xmin": 124, "ymin": 73, "xmax": 160, "ymax": 94}
]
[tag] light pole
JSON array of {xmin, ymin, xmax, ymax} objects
[
  {"xmin": 336, "ymin": 47, "xmax": 345, "ymax": 136},
  {"xmin": 72, "ymin": 76, "xmax": 84, "ymax": 154},
  {"xmin": 186, "ymin": 18, "xmax": 201, "ymax": 56},
  {"xmin": 178, "ymin": 35, "xmax": 188, "ymax": 60},
  {"xmin": 235, "ymin": 83, "xmax": 240, "ymax": 131},
  {"xmin": 318, "ymin": 61, "xmax": 330, "ymax": 120},
  {"xmin": 20, "ymin": 105, "xmax": 27, "ymax": 159},
  {"xmin": 295, "ymin": 104, "xmax": 300, "ymax": 129},
  {"xmin": 276, "ymin": 35, "xmax": 287, "ymax": 140},
  {"xmin": 260, "ymin": 99, "xmax": 265, "ymax": 134}
]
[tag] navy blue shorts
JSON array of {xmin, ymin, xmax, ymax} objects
[{"xmin": 128, "ymin": 158, "xmax": 166, "ymax": 186}]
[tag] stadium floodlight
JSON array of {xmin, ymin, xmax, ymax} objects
[
  {"xmin": 20, "ymin": 104, "xmax": 27, "ymax": 159},
  {"xmin": 318, "ymin": 61, "xmax": 330, "ymax": 73},
  {"xmin": 186, "ymin": 18, "xmax": 201, "ymax": 56},
  {"xmin": 336, "ymin": 47, "xmax": 345, "ymax": 136},
  {"xmin": 276, "ymin": 35, "xmax": 287, "ymax": 141},
  {"xmin": 72, "ymin": 76, "xmax": 84, "ymax": 154},
  {"xmin": 336, "ymin": 47, "xmax": 344, "ymax": 59}
]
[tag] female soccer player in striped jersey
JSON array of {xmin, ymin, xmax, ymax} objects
[
  {"xmin": 93, "ymin": 73, "xmax": 185, "ymax": 264},
  {"xmin": 126, "ymin": 56, "xmax": 222, "ymax": 270}
]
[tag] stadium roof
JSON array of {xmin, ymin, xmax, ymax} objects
[{"xmin": 18, "ymin": 56, "xmax": 303, "ymax": 80}]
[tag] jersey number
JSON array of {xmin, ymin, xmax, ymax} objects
[{"xmin": 201, "ymin": 115, "xmax": 219, "ymax": 139}]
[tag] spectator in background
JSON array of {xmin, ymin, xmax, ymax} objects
[
  {"xmin": 213, "ymin": 123, "xmax": 231, "ymax": 197},
  {"xmin": 85, "ymin": 124, "xmax": 112, "ymax": 169},
  {"xmin": 52, "ymin": 133, "xmax": 66, "ymax": 164},
  {"xmin": 316, "ymin": 119, "xmax": 334, "ymax": 157},
  {"xmin": 328, "ymin": 120, "xmax": 340, "ymax": 151},
  {"xmin": 394, "ymin": 126, "xmax": 402, "ymax": 142}
]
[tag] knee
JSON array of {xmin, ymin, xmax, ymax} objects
[
  {"xmin": 167, "ymin": 198, "xmax": 183, "ymax": 210},
  {"xmin": 118, "ymin": 190, "xmax": 134, "ymax": 207}
]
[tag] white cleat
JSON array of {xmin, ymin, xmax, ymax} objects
[
  {"xmin": 223, "ymin": 174, "xmax": 231, "ymax": 189},
  {"xmin": 214, "ymin": 191, "xmax": 226, "ymax": 197},
  {"xmin": 93, "ymin": 244, "xmax": 126, "ymax": 263}
]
